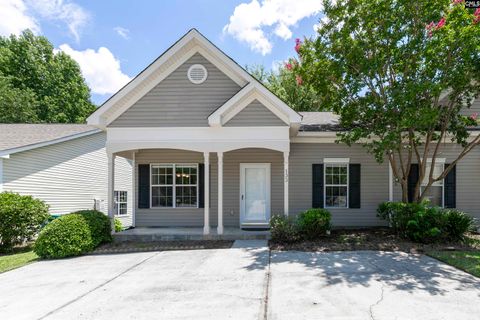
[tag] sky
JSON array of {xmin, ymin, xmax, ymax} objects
[{"xmin": 0, "ymin": 0, "xmax": 324, "ymax": 105}]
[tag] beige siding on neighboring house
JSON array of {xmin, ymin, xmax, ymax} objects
[
  {"xmin": 289, "ymin": 143, "xmax": 390, "ymax": 227},
  {"xmin": 134, "ymin": 148, "xmax": 284, "ymax": 227},
  {"xmin": 109, "ymin": 53, "xmax": 241, "ymax": 127},
  {"xmin": 2, "ymin": 133, "xmax": 133, "ymax": 226},
  {"xmin": 225, "ymin": 100, "xmax": 287, "ymax": 127}
]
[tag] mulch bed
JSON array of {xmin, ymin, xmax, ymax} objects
[
  {"xmin": 92, "ymin": 240, "xmax": 234, "ymax": 254},
  {"xmin": 270, "ymin": 228, "xmax": 480, "ymax": 254}
]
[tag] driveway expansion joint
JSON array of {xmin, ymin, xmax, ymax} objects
[{"xmin": 37, "ymin": 251, "xmax": 160, "ymax": 320}]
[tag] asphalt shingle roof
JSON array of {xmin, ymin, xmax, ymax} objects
[
  {"xmin": 299, "ymin": 112, "xmax": 341, "ymax": 131},
  {"xmin": 0, "ymin": 124, "xmax": 99, "ymax": 153}
]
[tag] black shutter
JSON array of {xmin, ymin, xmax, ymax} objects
[
  {"xmin": 312, "ymin": 164, "xmax": 324, "ymax": 208},
  {"xmin": 198, "ymin": 163, "xmax": 205, "ymax": 208},
  {"xmin": 138, "ymin": 164, "xmax": 150, "ymax": 209},
  {"xmin": 408, "ymin": 164, "xmax": 419, "ymax": 203},
  {"xmin": 349, "ymin": 164, "xmax": 361, "ymax": 208},
  {"xmin": 444, "ymin": 164, "xmax": 456, "ymax": 208}
]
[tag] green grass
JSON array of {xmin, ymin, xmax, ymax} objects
[
  {"xmin": 0, "ymin": 250, "xmax": 39, "ymax": 273},
  {"xmin": 428, "ymin": 251, "xmax": 480, "ymax": 278}
]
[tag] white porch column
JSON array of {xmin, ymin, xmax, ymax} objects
[
  {"xmin": 284, "ymin": 151, "xmax": 289, "ymax": 217},
  {"xmin": 107, "ymin": 153, "xmax": 116, "ymax": 233},
  {"xmin": 388, "ymin": 162, "xmax": 393, "ymax": 202},
  {"xmin": 203, "ymin": 152, "xmax": 210, "ymax": 235},
  {"xmin": 131, "ymin": 151, "xmax": 136, "ymax": 227},
  {"xmin": 217, "ymin": 152, "xmax": 224, "ymax": 235}
]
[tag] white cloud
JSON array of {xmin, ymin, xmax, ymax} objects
[
  {"xmin": 26, "ymin": 0, "xmax": 89, "ymax": 41},
  {"xmin": 114, "ymin": 26, "xmax": 130, "ymax": 40},
  {"xmin": 223, "ymin": 0, "xmax": 323, "ymax": 55},
  {"xmin": 59, "ymin": 44, "xmax": 131, "ymax": 95},
  {"xmin": 0, "ymin": 0, "xmax": 40, "ymax": 36}
]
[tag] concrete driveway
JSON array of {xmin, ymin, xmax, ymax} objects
[{"xmin": 0, "ymin": 241, "xmax": 479, "ymax": 320}]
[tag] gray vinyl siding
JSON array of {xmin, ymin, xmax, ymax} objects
[
  {"xmin": 109, "ymin": 53, "xmax": 241, "ymax": 127},
  {"xmin": 225, "ymin": 100, "xmax": 287, "ymax": 127},
  {"xmin": 392, "ymin": 144, "xmax": 480, "ymax": 221},
  {"xmin": 289, "ymin": 143, "xmax": 390, "ymax": 227},
  {"xmin": 134, "ymin": 148, "xmax": 283, "ymax": 227},
  {"xmin": 2, "ymin": 133, "xmax": 133, "ymax": 226},
  {"xmin": 460, "ymin": 96, "xmax": 480, "ymax": 116}
]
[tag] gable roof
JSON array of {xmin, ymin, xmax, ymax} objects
[
  {"xmin": 0, "ymin": 124, "xmax": 100, "ymax": 156},
  {"xmin": 87, "ymin": 28, "xmax": 302, "ymax": 129}
]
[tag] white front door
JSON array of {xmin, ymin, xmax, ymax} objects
[{"xmin": 240, "ymin": 163, "xmax": 271, "ymax": 225}]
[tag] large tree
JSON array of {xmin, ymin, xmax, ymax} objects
[
  {"xmin": 0, "ymin": 30, "xmax": 95, "ymax": 123},
  {"xmin": 246, "ymin": 61, "xmax": 323, "ymax": 112},
  {"xmin": 295, "ymin": 0, "xmax": 480, "ymax": 202}
]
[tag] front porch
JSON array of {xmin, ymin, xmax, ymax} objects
[{"xmin": 113, "ymin": 227, "xmax": 270, "ymax": 242}]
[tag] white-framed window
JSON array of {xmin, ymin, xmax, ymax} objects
[
  {"xmin": 151, "ymin": 164, "xmax": 198, "ymax": 208},
  {"xmin": 421, "ymin": 159, "xmax": 445, "ymax": 207},
  {"xmin": 114, "ymin": 191, "xmax": 128, "ymax": 216},
  {"xmin": 324, "ymin": 161, "xmax": 349, "ymax": 208}
]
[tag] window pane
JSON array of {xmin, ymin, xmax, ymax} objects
[
  {"xmin": 175, "ymin": 186, "xmax": 197, "ymax": 207},
  {"xmin": 152, "ymin": 186, "xmax": 173, "ymax": 207},
  {"xmin": 325, "ymin": 186, "xmax": 348, "ymax": 208},
  {"xmin": 422, "ymin": 186, "xmax": 443, "ymax": 207}
]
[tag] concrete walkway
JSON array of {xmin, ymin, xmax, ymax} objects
[{"xmin": 0, "ymin": 244, "xmax": 479, "ymax": 319}]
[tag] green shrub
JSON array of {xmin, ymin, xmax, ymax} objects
[
  {"xmin": 444, "ymin": 209, "xmax": 475, "ymax": 241},
  {"xmin": 34, "ymin": 214, "xmax": 94, "ymax": 258},
  {"xmin": 72, "ymin": 210, "xmax": 111, "ymax": 246},
  {"xmin": 34, "ymin": 210, "xmax": 112, "ymax": 259},
  {"xmin": 0, "ymin": 192, "xmax": 50, "ymax": 252},
  {"xmin": 114, "ymin": 217, "xmax": 123, "ymax": 232},
  {"xmin": 297, "ymin": 208, "xmax": 331, "ymax": 240},
  {"xmin": 270, "ymin": 215, "xmax": 300, "ymax": 243},
  {"xmin": 377, "ymin": 201, "xmax": 474, "ymax": 243}
]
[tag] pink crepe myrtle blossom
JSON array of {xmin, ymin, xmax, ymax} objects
[
  {"xmin": 426, "ymin": 21, "xmax": 435, "ymax": 30},
  {"xmin": 452, "ymin": 0, "xmax": 463, "ymax": 4},
  {"xmin": 436, "ymin": 17, "xmax": 446, "ymax": 29},
  {"xmin": 470, "ymin": 113, "xmax": 478, "ymax": 120},
  {"xmin": 295, "ymin": 75, "xmax": 303, "ymax": 86},
  {"xmin": 285, "ymin": 62, "xmax": 292, "ymax": 70},
  {"xmin": 294, "ymin": 38, "xmax": 302, "ymax": 53},
  {"xmin": 474, "ymin": 8, "xmax": 480, "ymax": 24}
]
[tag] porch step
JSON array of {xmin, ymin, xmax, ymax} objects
[{"xmin": 113, "ymin": 227, "xmax": 270, "ymax": 242}]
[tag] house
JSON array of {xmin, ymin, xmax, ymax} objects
[
  {"xmin": 87, "ymin": 29, "xmax": 480, "ymax": 234},
  {"xmin": 0, "ymin": 124, "xmax": 133, "ymax": 227}
]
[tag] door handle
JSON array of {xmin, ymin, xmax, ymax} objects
[{"xmin": 241, "ymin": 194, "xmax": 244, "ymax": 200}]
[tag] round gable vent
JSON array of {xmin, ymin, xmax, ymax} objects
[{"xmin": 187, "ymin": 64, "xmax": 208, "ymax": 84}]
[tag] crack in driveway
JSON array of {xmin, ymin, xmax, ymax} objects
[
  {"xmin": 37, "ymin": 251, "xmax": 161, "ymax": 320},
  {"xmin": 369, "ymin": 282, "xmax": 385, "ymax": 320}
]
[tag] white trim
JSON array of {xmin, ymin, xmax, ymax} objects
[
  {"xmin": 107, "ymin": 153, "xmax": 116, "ymax": 233},
  {"xmin": 239, "ymin": 163, "xmax": 271, "ymax": 225},
  {"xmin": 324, "ymin": 162, "xmax": 349, "ymax": 209},
  {"xmin": 208, "ymin": 84, "xmax": 301, "ymax": 127},
  {"xmin": 427, "ymin": 158, "xmax": 446, "ymax": 163},
  {"xmin": 132, "ymin": 151, "xmax": 136, "ymax": 227},
  {"xmin": 203, "ymin": 152, "xmax": 210, "ymax": 235},
  {"xmin": 0, "ymin": 129, "xmax": 100, "ymax": 157},
  {"xmin": 217, "ymin": 152, "xmax": 224, "ymax": 235},
  {"xmin": 324, "ymin": 158, "xmax": 350, "ymax": 164},
  {"xmin": 187, "ymin": 64, "xmax": 208, "ymax": 84},
  {"xmin": 283, "ymin": 152, "xmax": 289, "ymax": 217},
  {"xmin": 149, "ymin": 163, "xmax": 199, "ymax": 209},
  {"xmin": 106, "ymin": 127, "xmax": 290, "ymax": 154}
]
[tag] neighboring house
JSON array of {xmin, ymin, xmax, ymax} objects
[
  {"xmin": 87, "ymin": 29, "xmax": 480, "ymax": 234},
  {"xmin": 0, "ymin": 124, "xmax": 133, "ymax": 227}
]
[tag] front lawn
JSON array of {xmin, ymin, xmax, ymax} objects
[
  {"xmin": 427, "ymin": 251, "xmax": 480, "ymax": 278},
  {"xmin": 0, "ymin": 250, "xmax": 38, "ymax": 273}
]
